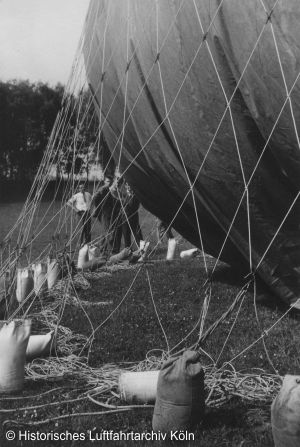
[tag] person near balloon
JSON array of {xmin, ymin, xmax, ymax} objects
[
  {"xmin": 110, "ymin": 177, "xmax": 143, "ymax": 250},
  {"xmin": 157, "ymin": 219, "xmax": 177, "ymax": 261},
  {"xmin": 122, "ymin": 182, "xmax": 143, "ymax": 249},
  {"xmin": 67, "ymin": 183, "xmax": 92, "ymax": 246},
  {"xmin": 92, "ymin": 175, "xmax": 121, "ymax": 256},
  {"xmin": 157, "ymin": 220, "xmax": 174, "ymax": 242}
]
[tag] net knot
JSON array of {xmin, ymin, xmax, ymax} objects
[
  {"xmin": 266, "ymin": 10, "xmax": 273, "ymax": 23},
  {"xmin": 125, "ymin": 59, "xmax": 132, "ymax": 72}
]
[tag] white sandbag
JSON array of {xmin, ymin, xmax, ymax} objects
[
  {"xmin": 16, "ymin": 268, "xmax": 34, "ymax": 303},
  {"xmin": 0, "ymin": 319, "xmax": 31, "ymax": 393},
  {"xmin": 79, "ymin": 257, "xmax": 107, "ymax": 271},
  {"xmin": 26, "ymin": 331, "xmax": 54, "ymax": 361},
  {"xmin": 130, "ymin": 249, "xmax": 142, "ymax": 263},
  {"xmin": 88, "ymin": 244, "xmax": 100, "ymax": 261},
  {"xmin": 166, "ymin": 238, "xmax": 177, "ymax": 261},
  {"xmin": 77, "ymin": 244, "xmax": 89, "ymax": 268},
  {"xmin": 271, "ymin": 375, "xmax": 300, "ymax": 447},
  {"xmin": 180, "ymin": 248, "xmax": 198, "ymax": 259},
  {"xmin": 32, "ymin": 262, "xmax": 47, "ymax": 295},
  {"xmin": 138, "ymin": 241, "xmax": 150, "ymax": 262},
  {"xmin": 0, "ymin": 271, "xmax": 9, "ymax": 302},
  {"xmin": 139, "ymin": 240, "xmax": 146, "ymax": 250},
  {"xmin": 108, "ymin": 248, "xmax": 132, "ymax": 264},
  {"xmin": 47, "ymin": 258, "xmax": 60, "ymax": 290},
  {"xmin": 119, "ymin": 370, "xmax": 159, "ymax": 404}
]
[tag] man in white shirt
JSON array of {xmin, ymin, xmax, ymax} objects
[{"xmin": 67, "ymin": 183, "xmax": 92, "ymax": 245}]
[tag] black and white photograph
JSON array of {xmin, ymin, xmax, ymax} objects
[{"xmin": 0, "ymin": 1, "xmax": 300, "ymax": 446}]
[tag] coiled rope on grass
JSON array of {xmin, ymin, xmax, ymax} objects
[
  {"xmin": 3, "ymin": 357, "xmax": 282, "ymax": 427},
  {"xmin": 0, "ymin": 261, "xmax": 284, "ymax": 428}
]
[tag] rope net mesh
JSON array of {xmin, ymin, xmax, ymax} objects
[{"xmin": 0, "ymin": 0, "xmax": 300, "ymax": 424}]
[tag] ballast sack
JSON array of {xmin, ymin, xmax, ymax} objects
[
  {"xmin": 130, "ymin": 242, "xmax": 150, "ymax": 264},
  {"xmin": 138, "ymin": 241, "xmax": 150, "ymax": 262},
  {"xmin": 77, "ymin": 244, "xmax": 89, "ymax": 269},
  {"xmin": 26, "ymin": 331, "xmax": 54, "ymax": 361},
  {"xmin": 152, "ymin": 350, "xmax": 205, "ymax": 433},
  {"xmin": 0, "ymin": 271, "xmax": 9, "ymax": 302},
  {"xmin": 166, "ymin": 238, "xmax": 177, "ymax": 261},
  {"xmin": 88, "ymin": 244, "xmax": 100, "ymax": 261},
  {"xmin": 16, "ymin": 268, "xmax": 34, "ymax": 303},
  {"xmin": 32, "ymin": 262, "xmax": 47, "ymax": 296},
  {"xmin": 79, "ymin": 257, "xmax": 106, "ymax": 271},
  {"xmin": 0, "ymin": 319, "xmax": 31, "ymax": 393},
  {"xmin": 180, "ymin": 248, "xmax": 199, "ymax": 260},
  {"xmin": 108, "ymin": 247, "xmax": 132, "ymax": 264},
  {"xmin": 271, "ymin": 375, "xmax": 300, "ymax": 447},
  {"xmin": 119, "ymin": 370, "xmax": 159, "ymax": 404},
  {"xmin": 47, "ymin": 258, "xmax": 61, "ymax": 289}
]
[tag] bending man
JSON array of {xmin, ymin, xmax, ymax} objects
[
  {"xmin": 67, "ymin": 183, "xmax": 92, "ymax": 246},
  {"xmin": 92, "ymin": 175, "xmax": 121, "ymax": 256}
]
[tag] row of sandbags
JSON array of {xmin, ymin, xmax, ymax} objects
[
  {"xmin": 0, "ymin": 259, "xmax": 62, "ymax": 310},
  {"xmin": 1, "ymin": 243, "xmax": 200, "ymax": 306},
  {"xmin": 16, "ymin": 258, "xmax": 61, "ymax": 301},
  {"xmin": 77, "ymin": 241, "xmax": 151, "ymax": 271},
  {"xmin": 119, "ymin": 351, "xmax": 300, "ymax": 445},
  {"xmin": 77, "ymin": 240, "xmax": 200, "ymax": 270},
  {"xmin": 3, "ymin": 241, "xmax": 136, "ymax": 305}
]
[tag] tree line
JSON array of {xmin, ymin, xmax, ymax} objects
[
  {"xmin": 0, "ymin": 80, "xmax": 64, "ymax": 183},
  {"xmin": 0, "ymin": 80, "xmax": 114, "ymax": 201}
]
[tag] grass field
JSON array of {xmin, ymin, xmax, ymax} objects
[{"xmin": 1, "ymin": 204, "xmax": 300, "ymax": 446}]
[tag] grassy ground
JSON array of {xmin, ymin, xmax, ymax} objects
[{"xmin": 1, "ymin": 211, "xmax": 300, "ymax": 446}]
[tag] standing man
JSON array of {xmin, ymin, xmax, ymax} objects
[
  {"xmin": 110, "ymin": 177, "xmax": 143, "ymax": 249},
  {"xmin": 92, "ymin": 175, "xmax": 121, "ymax": 256},
  {"xmin": 122, "ymin": 182, "xmax": 143, "ymax": 248},
  {"xmin": 67, "ymin": 183, "xmax": 92, "ymax": 246}
]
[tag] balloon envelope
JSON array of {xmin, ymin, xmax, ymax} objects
[{"xmin": 84, "ymin": 0, "xmax": 300, "ymax": 306}]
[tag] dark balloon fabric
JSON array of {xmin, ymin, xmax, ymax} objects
[{"xmin": 84, "ymin": 0, "xmax": 300, "ymax": 306}]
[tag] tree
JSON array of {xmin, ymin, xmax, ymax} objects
[
  {"xmin": 0, "ymin": 80, "xmax": 63, "ymax": 183},
  {"xmin": 56, "ymin": 89, "xmax": 101, "ymax": 180}
]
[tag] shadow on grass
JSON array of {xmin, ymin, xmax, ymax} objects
[
  {"xmin": 210, "ymin": 264, "xmax": 245, "ymax": 287},
  {"xmin": 255, "ymin": 282, "xmax": 300, "ymax": 322},
  {"xmin": 211, "ymin": 263, "xmax": 300, "ymax": 324},
  {"xmin": 203, "ymin": 402, "xmax": 269, "ymax": 430},
  {"xmin": 198, "ymin": 402, "xmax": 273, "ymax": 447}
]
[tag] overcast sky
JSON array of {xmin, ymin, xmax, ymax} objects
[{"xmin": 0, "ymin": 0, "xmax": 90, "ymax": 86}]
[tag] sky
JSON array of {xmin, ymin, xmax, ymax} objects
[{"xmin": 0, "ymin": 0, "xmax": 90, "ymax": 86}]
